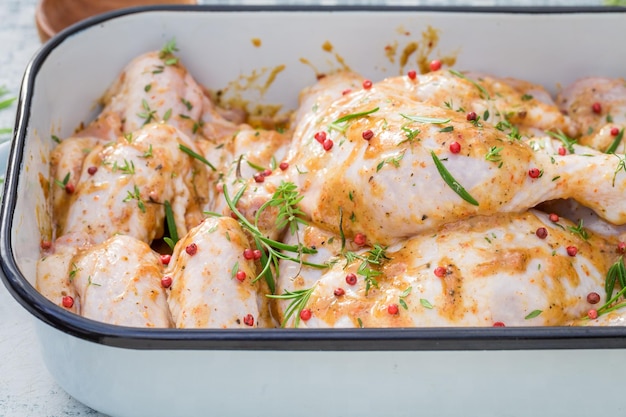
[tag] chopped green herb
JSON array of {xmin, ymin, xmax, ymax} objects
[
  {"xmin": 179, "ymin": 144, "xmax": 216, "ymax": 171},
  {"xmin": 547, "ymin": 130, "xmax": 577, "ymax": 154},
  {"xmin": 329, "ymin": 107, "xmax": 379, "ymax": 133},
  {"xmin": 431, "ymin": 151, "xmax": 479, "ymax": 206},
  {"xmin": 448, "ymin": 69, "xmax": 490, "ymax": 100},
  {"xmin": 267, "ymin": 286, "xmax": 316, "ymax": 328},
  {"xmin": 525, "ymin": 309, "xmax": 542, "ymax": 320},
  {"xmin": 399, "ymin": 114, "xmax": 450, "ymax": 124},
  {"xmin": 123, "ymin": 185, "xmax": 145, "ymax": 213},
  {"xmin": 376, "ymin": 152, "xmax": 405, "ymax": 172}
]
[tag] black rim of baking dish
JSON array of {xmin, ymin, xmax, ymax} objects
[{"xmin": 2, "ymin": 3, "xmax": 626, "ymax": 351}]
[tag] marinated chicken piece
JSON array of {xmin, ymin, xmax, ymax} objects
[
  {"xmin": 72, "ymin": 234, "xmax": 172, "ymax": 327},
  {"xmin": 538, "ymin": 198, "xmax": 626, "ymax": 243},
  {"xmin": 557, "ymin": 77, "xmax": 626, "ymax": 152},
  {"xmin": 102, "ymin": 50, "xmax": 238, "ymax": 142},
  {"xmin": 36, "ymin": 232, "xmax": 91, "ymax": 314},
  {"xmin": 403, "ymin": 69, "xmax": 577, "ymax": 137},
  {"xmin": 166, "ymin": 216, "xmax": 272, "ymax": 328},
  {"xmin": 210, "ymin": 128, "xmax": 292, "ymax": 239},
  {"xmin": 275, "ymin": 211, "xmax": 617, "ymax": 328},
  {"xmin": 51, "ymin": 136, "xmax": 102, "ymax": 230},
  {"xmin": 61, "ymin": 123, "xmax": 210, "ymax": 244},
  {"xmin": 283, "ymin": 79, "xmax": 626, "ymax": 245}
]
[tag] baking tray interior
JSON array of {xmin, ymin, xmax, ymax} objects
[{"xmin": 3, "ymin": 5, "xmax": 626, "ymax": 350}]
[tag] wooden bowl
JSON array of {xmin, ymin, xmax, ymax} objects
[{"xmin": 35, "ymin": 0, "xmax": 197, "ymax": 42}]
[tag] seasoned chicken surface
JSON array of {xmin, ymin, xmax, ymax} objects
[
  {"xmin": 72, "ymin": 235, "xmax": 172, "ymax": 327},
  {"xmin": 38, "ymin": 43, "xmax": 626, "ymax": 329},
  {"xmin": 281, "ymin": 76, "xmax": 626, "ymax": 244},
  {"xmin": 166, "ymin": 216, "xmax": 271, "ymax": 328},
  {"xmin": 557, "ymin": 77, "xmax": 626, "ymax": 153},
  {"xmin": 58, "ymin": 123, "xmax": 210, "ymax": 244},
  {"xmin": 275, "ymin": 211, "xmax": 615, "ymax": 328}
]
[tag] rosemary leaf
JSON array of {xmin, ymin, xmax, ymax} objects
[{"xmin": 431, "ymin": 151, "xmax": 479, "ymax": 206}]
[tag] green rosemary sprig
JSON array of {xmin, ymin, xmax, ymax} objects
[
  {"xmin": 266, "ymin": 285, "xmax": 317, "ymax": 328},
  {"xmin": 329, "ymin": 107, "xmax": 379, "ymax": 133},
  {"xmin": 223, "ymin": 184, "xmax": 326, "ymax": 293},
  {"xmin": 431, "ymin": 151, "xmax": 479, "ymax": 206}
]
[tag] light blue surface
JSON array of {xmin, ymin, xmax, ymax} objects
[{"xmin": 0, "ymin": 1, "xmax": 614, "ymax": 416}]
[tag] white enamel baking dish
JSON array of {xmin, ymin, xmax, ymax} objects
[{"xmin": 3, "ymin": 5, "xmax": 626, "ymax": 417}]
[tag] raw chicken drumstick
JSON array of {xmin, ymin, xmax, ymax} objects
[
  {"xmin": 276, "ymin": 75, "xmax": 626, "ymax": 245},
  {"xmin": 101, "ymin": 48, "xmax": 238, "ymax": 142},
  {"xmin": 59, "ymin": 123, "xmax": 211, "ymax": 245},
  {"xmin": 274, "ymin": 210, "xmax": 617, "ymax": 328}
]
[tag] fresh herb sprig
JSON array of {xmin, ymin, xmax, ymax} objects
[
  {"xmin": 224, "ymin": 183, "xmax": 326, "ymax": 293},
  {"xmin": 547, "ymin": 130, "xmax": 577, "ymax": 154},
  {"xmin": 123, "ymin": 185, "xmax": 146, "ymax": 213},
  {"xmin": 612, "ymin": 153, "xmax": 626, "ymax": 187},
  {"xmin": 255, "ymin": 181, "xmax": 308, "ymax": 235},
  {"xmin": 329, "ymin": 107, "xmax": 379, "ymax": 133},
  {"xmin": 448, "ymin": 69, "xmax": 490, "ymax": 100},
  {"xmin": 485, "ymin": 146, "xmax": 503, "ymax": 163},
  {"xmin": 567, "ymin": 219, "xmax": 589, "ymax": 241},
  {"xmin": 606, "ymin": 128, "xmax": 624, "ymax": 154},
  {"xmin": 604, "ymin": 256, "xmax": 626, "ymax": 303},
  {"xmin": 163, "ymin": 200, "xmax": 178, "ymax": 250},
  {"xmin": 431, "ymin": 151, "xmax": 479, "ymax": 206},
  {"xmin": 267, "ymin": 286, "xmax": 317, "ymax": 328},
  {"xmin": 159, "ymin": 39, "xmax": 179, "ymax": 66},
  {"xmin": 179, "ymin": 144, "xmax": 216, "ymax": 171},
  {"xmin": 399, "ymin": 114, "xmax": 451, "ymax": 124},
  {"xmin": 344, "ymin": 244, "xmax": 390, "ymax": 295}
]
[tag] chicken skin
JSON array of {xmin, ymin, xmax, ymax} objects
[
  {"xmin": 557, "ymin": 77, "xmax": 626, "ymax": 153},
  {"xmin": 58, "ymin": 123, "xmax": 210, "ymax": 245},
  {"xmin": 71, "ymin": 234, "xmax": 172, "ymax": 327},
  {"xmin": 166, "ymin": 216, "xmax": 272, "ymax": 328},
  {"xmin": 275, "ymin": 211, "xmax": 616, "ymax": 328},
  {"xmin": 280, "ymin": 76, "xmax": 626, "ymax": 245}
]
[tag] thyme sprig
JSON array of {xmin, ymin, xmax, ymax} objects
[
  {"xmin": 123, "ymin": 185, "xmax": 146, "ymax": 213},
  {"xmin": 223, "ymin": 184, "xmax": 325, "ymax": 292},
  {"xmin": 266, "ymin": 285, "xmax": 317, "ymax": 328},
  {"xmin": 612, "ymin": 153, "xmax": 626, "ymax": 187},
  {"xmin": 567, "ymin": 219, "xmax": 589, "ymax": 241},
  {"xmin": 159, "ymin": 39, "xmax": 179, "ymax": 66},
  {"xmin": 255, "ymin": 181, "xmax": 308, "ymax": 235},
  {"xmin": 344, "ymin": 244, "xmax": 390, "ymax": 295},
  {"xmin": 485, "ymin": 146, "xmax": 503, "ymax": 163},
  {"xmin": 547, "ymin": 130, "xmax": 577, "ymax": 154},
  {"xmin": 431, "ymin": 151, "xmax": 479, "ymax": 206},
  {"xmin": 138, "ymin": 99, "xmax": 157, "ymax": 126}
]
